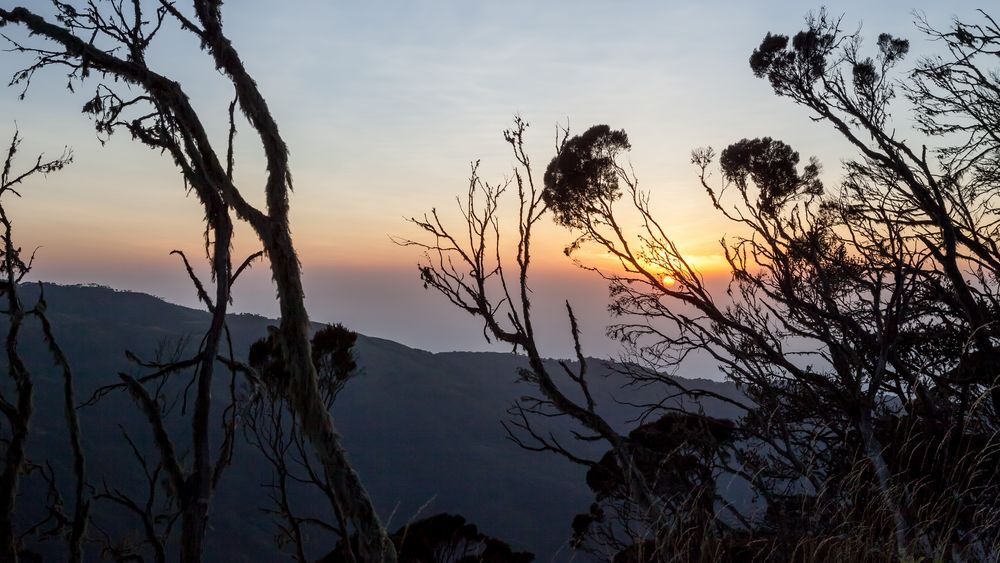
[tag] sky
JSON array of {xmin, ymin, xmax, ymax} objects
[{"xmin": 0, "ymin": 1, "xmax": 977, "ymax": 365}]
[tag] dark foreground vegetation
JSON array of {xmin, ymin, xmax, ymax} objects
[
  {"xmin": 0, "ymin": 1, "xmax": 997, "ymax": 562},
  {"xmin": 406, "ymin": 8, "xmax": 1000, "ymax": 563}
]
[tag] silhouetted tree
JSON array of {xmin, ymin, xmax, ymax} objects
[
  {"xmin": 399, "ymin": 119, "xmax": 743, "ymax": 560},
  {"xmin": 407, "ymin": 10, "xmax": 1000, "ymax": 560},
  {"xmin": 570, "ymin": 413, "xmax": 738, "ymax": 561},
  {"xmin": 244, "ymin": 324, "xmax": 361, "ymax": 563},
  {"xmin": 0, "ymin": 2, "xmax": 395, "ymax": 561}
]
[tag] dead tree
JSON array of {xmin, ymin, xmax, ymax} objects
[{"xmin": 0, "ymin": 3, "xmax": 395, "ymax": 561}]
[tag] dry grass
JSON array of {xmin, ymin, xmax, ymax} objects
[{"xmin": 580, "ymin": 426, "xmax": 1000, "ymax": 562}]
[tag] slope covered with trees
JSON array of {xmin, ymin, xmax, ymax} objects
[{"xmin": 2, "ymin": 282, "xmax": 742, "ymax": 561}]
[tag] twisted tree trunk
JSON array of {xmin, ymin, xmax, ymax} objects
[
  {"xmin": 0, "ymin": 6, "xmax": 398, "ymax": 560},
  {"xmin": 265, "ymin": 226, "xmax": 396, "ymax": 563}
]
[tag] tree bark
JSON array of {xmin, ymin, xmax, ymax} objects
[{"xmin": 265, "ymin": 227, "xmax": 396, "ymax": 563}]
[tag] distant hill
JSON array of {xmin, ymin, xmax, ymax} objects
[{"xmin": 4, "ymin": 283, "xmax": 744, "ymax": 561}]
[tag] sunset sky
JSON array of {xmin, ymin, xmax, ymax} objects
[{"xmin": 0, "ymin": 1, "xmax": 967, "ymax": 360}]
